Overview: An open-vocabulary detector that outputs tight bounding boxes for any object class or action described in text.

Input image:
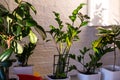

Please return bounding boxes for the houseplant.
[46,3,90,80]
[13,42,36,75]
[69,38,113,80]
[95,26,120,80]
[0,0,46,80]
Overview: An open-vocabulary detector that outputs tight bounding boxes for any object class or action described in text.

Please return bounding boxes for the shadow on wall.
[90,3,108,26]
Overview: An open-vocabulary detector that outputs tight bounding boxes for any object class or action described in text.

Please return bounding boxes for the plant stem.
[113,33,116,71]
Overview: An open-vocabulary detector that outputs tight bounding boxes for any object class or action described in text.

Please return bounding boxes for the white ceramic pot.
[13,65,33,75]
[77,72,101,80]
[45,75,70,80]
[101,65,120,80]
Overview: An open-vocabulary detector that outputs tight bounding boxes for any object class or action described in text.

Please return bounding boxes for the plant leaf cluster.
[47,3,90,78]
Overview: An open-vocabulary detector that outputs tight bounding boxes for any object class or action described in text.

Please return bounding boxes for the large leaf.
[29,30,38,44]
[26,2,37,14]
[0,47,13,62]
[34,25,46,40]
[24,18,37,27]
[14,42,23,54]
[12,24,22,36]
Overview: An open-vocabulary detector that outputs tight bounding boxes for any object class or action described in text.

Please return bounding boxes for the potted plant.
[0,0,46,80]
[69,25,116,80]
[45,3,90,80]
[13,42,36,75]
[69,39,113,80]
[95,26,120,80]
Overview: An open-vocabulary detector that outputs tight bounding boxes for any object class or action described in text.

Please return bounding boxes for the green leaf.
[13,42,23,54]
[72,9,78,15]
[0,18,3,24]
[24,18,37,27]
[15,0,22,4]
[80,21,89,27]
[69,54,76,59]
[34,25,46,40]
[12,24,22,36]
[69,15,76,22]
[53,11,59,18]
[29,30,38,44]
[0,47,13,62]
[77,3,86,10]
[77,56,82,62]
[26,2,37,14]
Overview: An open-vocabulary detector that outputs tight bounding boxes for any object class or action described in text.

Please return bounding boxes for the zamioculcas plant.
[47,3,90,79]
[0,0,46,80]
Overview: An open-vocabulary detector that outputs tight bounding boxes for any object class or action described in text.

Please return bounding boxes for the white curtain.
[88,0,120,26]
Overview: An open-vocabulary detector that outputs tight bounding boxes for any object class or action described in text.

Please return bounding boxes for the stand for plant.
[53,54,70,77]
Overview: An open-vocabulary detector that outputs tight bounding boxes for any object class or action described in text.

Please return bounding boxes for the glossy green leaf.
[25,18,37,27]
[12,24,22,36]
[26,2,37,14]
[34,25,46,40]
[0,47,13,62]
[29,30,38,44]
[14,42,23,54]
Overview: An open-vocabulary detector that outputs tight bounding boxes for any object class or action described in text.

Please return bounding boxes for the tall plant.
[47,3,90,79]
[0,0,46,80]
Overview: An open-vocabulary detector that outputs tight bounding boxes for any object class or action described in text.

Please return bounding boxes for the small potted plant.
[96,26,120,80]
[13,42,36,75]
[45,3,90,80]
[0,0,46,80]
[69,47,100,80]
[69,25,116,80]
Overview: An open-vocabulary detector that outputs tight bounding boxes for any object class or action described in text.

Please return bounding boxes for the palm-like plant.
[0,0,46,80]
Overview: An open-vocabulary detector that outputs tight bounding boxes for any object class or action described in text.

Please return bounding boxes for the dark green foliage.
[16,42,36,66]
[0,0,46,79]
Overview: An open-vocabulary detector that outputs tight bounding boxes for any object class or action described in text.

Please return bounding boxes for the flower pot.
[13,65,33,75]
[101,65,120,80]
[45,75,70,80]
[77,72,101,80]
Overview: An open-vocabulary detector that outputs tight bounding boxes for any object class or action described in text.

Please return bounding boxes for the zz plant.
[47,3,90,79]
[0,0,46,80]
